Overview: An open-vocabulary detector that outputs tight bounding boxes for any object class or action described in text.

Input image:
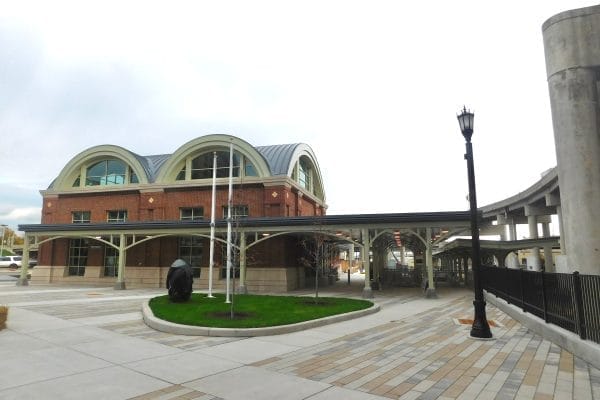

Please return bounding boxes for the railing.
[481,266,600,344]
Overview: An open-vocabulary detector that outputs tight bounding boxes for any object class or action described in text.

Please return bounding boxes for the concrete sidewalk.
[0,281,599,399]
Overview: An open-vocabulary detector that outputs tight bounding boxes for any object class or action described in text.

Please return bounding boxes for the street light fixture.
[457,106,492,339]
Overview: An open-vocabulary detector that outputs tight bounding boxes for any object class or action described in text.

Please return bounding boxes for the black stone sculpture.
[166,259,194,302]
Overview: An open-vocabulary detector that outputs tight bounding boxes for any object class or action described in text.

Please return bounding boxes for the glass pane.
[86,160,128,186]
[87,161,106,177]
[176,166,186,180]
[107,160,126,175]
[191,151,240,180]
[245,160,257,176]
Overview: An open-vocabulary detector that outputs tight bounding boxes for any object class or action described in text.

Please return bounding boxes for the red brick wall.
[42,183,325,224]
[38,182,323,272]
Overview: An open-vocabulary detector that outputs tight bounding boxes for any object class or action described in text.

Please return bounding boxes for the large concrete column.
[556,205,566,254]
[361,228,373,298]
[527,215,541,271]
[545,193,566,254]
[496,214,509,241]
[504,216,518,241]
[542,222,555,272]
[543,6,600,275]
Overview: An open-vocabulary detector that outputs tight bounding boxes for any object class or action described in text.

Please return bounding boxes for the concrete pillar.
[508,219,517,241]
[556,205,566,254]
[527,215,541,271]
[545,193,565,255]
[361,229,372,298]
[542,222,554,272]
[114,233,127,290]
[543,6,600,274]
[17,234,29,286]
[496,214,508,241]
[238,233,247,294]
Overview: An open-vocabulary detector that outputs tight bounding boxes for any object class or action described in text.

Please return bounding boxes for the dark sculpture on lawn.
[166,259,194,302]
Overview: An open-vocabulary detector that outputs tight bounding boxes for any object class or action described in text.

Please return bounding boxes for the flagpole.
[225,141,233,303]
[207,151,217,298]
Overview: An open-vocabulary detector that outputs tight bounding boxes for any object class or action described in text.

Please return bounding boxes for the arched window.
[292,155,323,199]
[175,151,258,181]
[298,158,311,190]
[72,159,138,187]
[192,151,240,179]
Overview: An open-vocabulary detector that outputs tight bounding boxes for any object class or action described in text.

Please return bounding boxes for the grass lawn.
[149,293,373,328]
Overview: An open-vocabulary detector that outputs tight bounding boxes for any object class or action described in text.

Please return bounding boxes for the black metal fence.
[481,266,600,344]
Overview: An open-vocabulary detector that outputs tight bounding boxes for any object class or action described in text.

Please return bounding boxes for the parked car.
[0,256,22,268]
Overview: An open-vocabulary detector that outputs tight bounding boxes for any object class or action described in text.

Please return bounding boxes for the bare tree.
[300,230,338,303]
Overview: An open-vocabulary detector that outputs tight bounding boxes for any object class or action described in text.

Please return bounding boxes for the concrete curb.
[485,291,600,369]
[142,299,380,337]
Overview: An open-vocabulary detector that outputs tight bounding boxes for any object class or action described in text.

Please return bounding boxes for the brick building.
[33,134,328,291]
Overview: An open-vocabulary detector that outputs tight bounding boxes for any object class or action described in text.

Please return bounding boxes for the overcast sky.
[0,1,595,232]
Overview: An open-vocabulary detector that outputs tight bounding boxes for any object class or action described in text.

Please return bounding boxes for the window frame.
[68,238,88,276]
[106,210,128,223]
[222,204,249,219]
[178,236,203,278]
[180,207,204,221]
[176,151,258,181]
[72,211,91,224]
[103,238,119,277]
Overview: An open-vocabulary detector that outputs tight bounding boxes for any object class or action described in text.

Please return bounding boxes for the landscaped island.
[149,293,374,329]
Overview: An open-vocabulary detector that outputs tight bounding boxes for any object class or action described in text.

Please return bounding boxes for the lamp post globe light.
[457,106,492,339]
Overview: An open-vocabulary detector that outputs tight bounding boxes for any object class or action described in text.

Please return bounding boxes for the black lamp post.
[457,106,492,339]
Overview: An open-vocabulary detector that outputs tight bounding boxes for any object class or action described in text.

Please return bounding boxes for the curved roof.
[50,145,153,189]
[256,143,301,176]
[154,134,273,182]
[133,153,171,183]
[47,135,326,201]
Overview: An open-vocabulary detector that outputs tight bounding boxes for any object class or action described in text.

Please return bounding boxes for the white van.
[0,256,22,268]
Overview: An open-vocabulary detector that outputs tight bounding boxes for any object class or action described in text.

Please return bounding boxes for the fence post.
[573,271,587,340]
[541,270,548,322]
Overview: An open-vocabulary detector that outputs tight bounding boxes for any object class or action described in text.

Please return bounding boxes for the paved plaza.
[0,277,599,400]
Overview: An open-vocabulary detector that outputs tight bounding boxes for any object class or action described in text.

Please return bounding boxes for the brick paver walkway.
[1,282,599,399]
[255,296,600,399]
